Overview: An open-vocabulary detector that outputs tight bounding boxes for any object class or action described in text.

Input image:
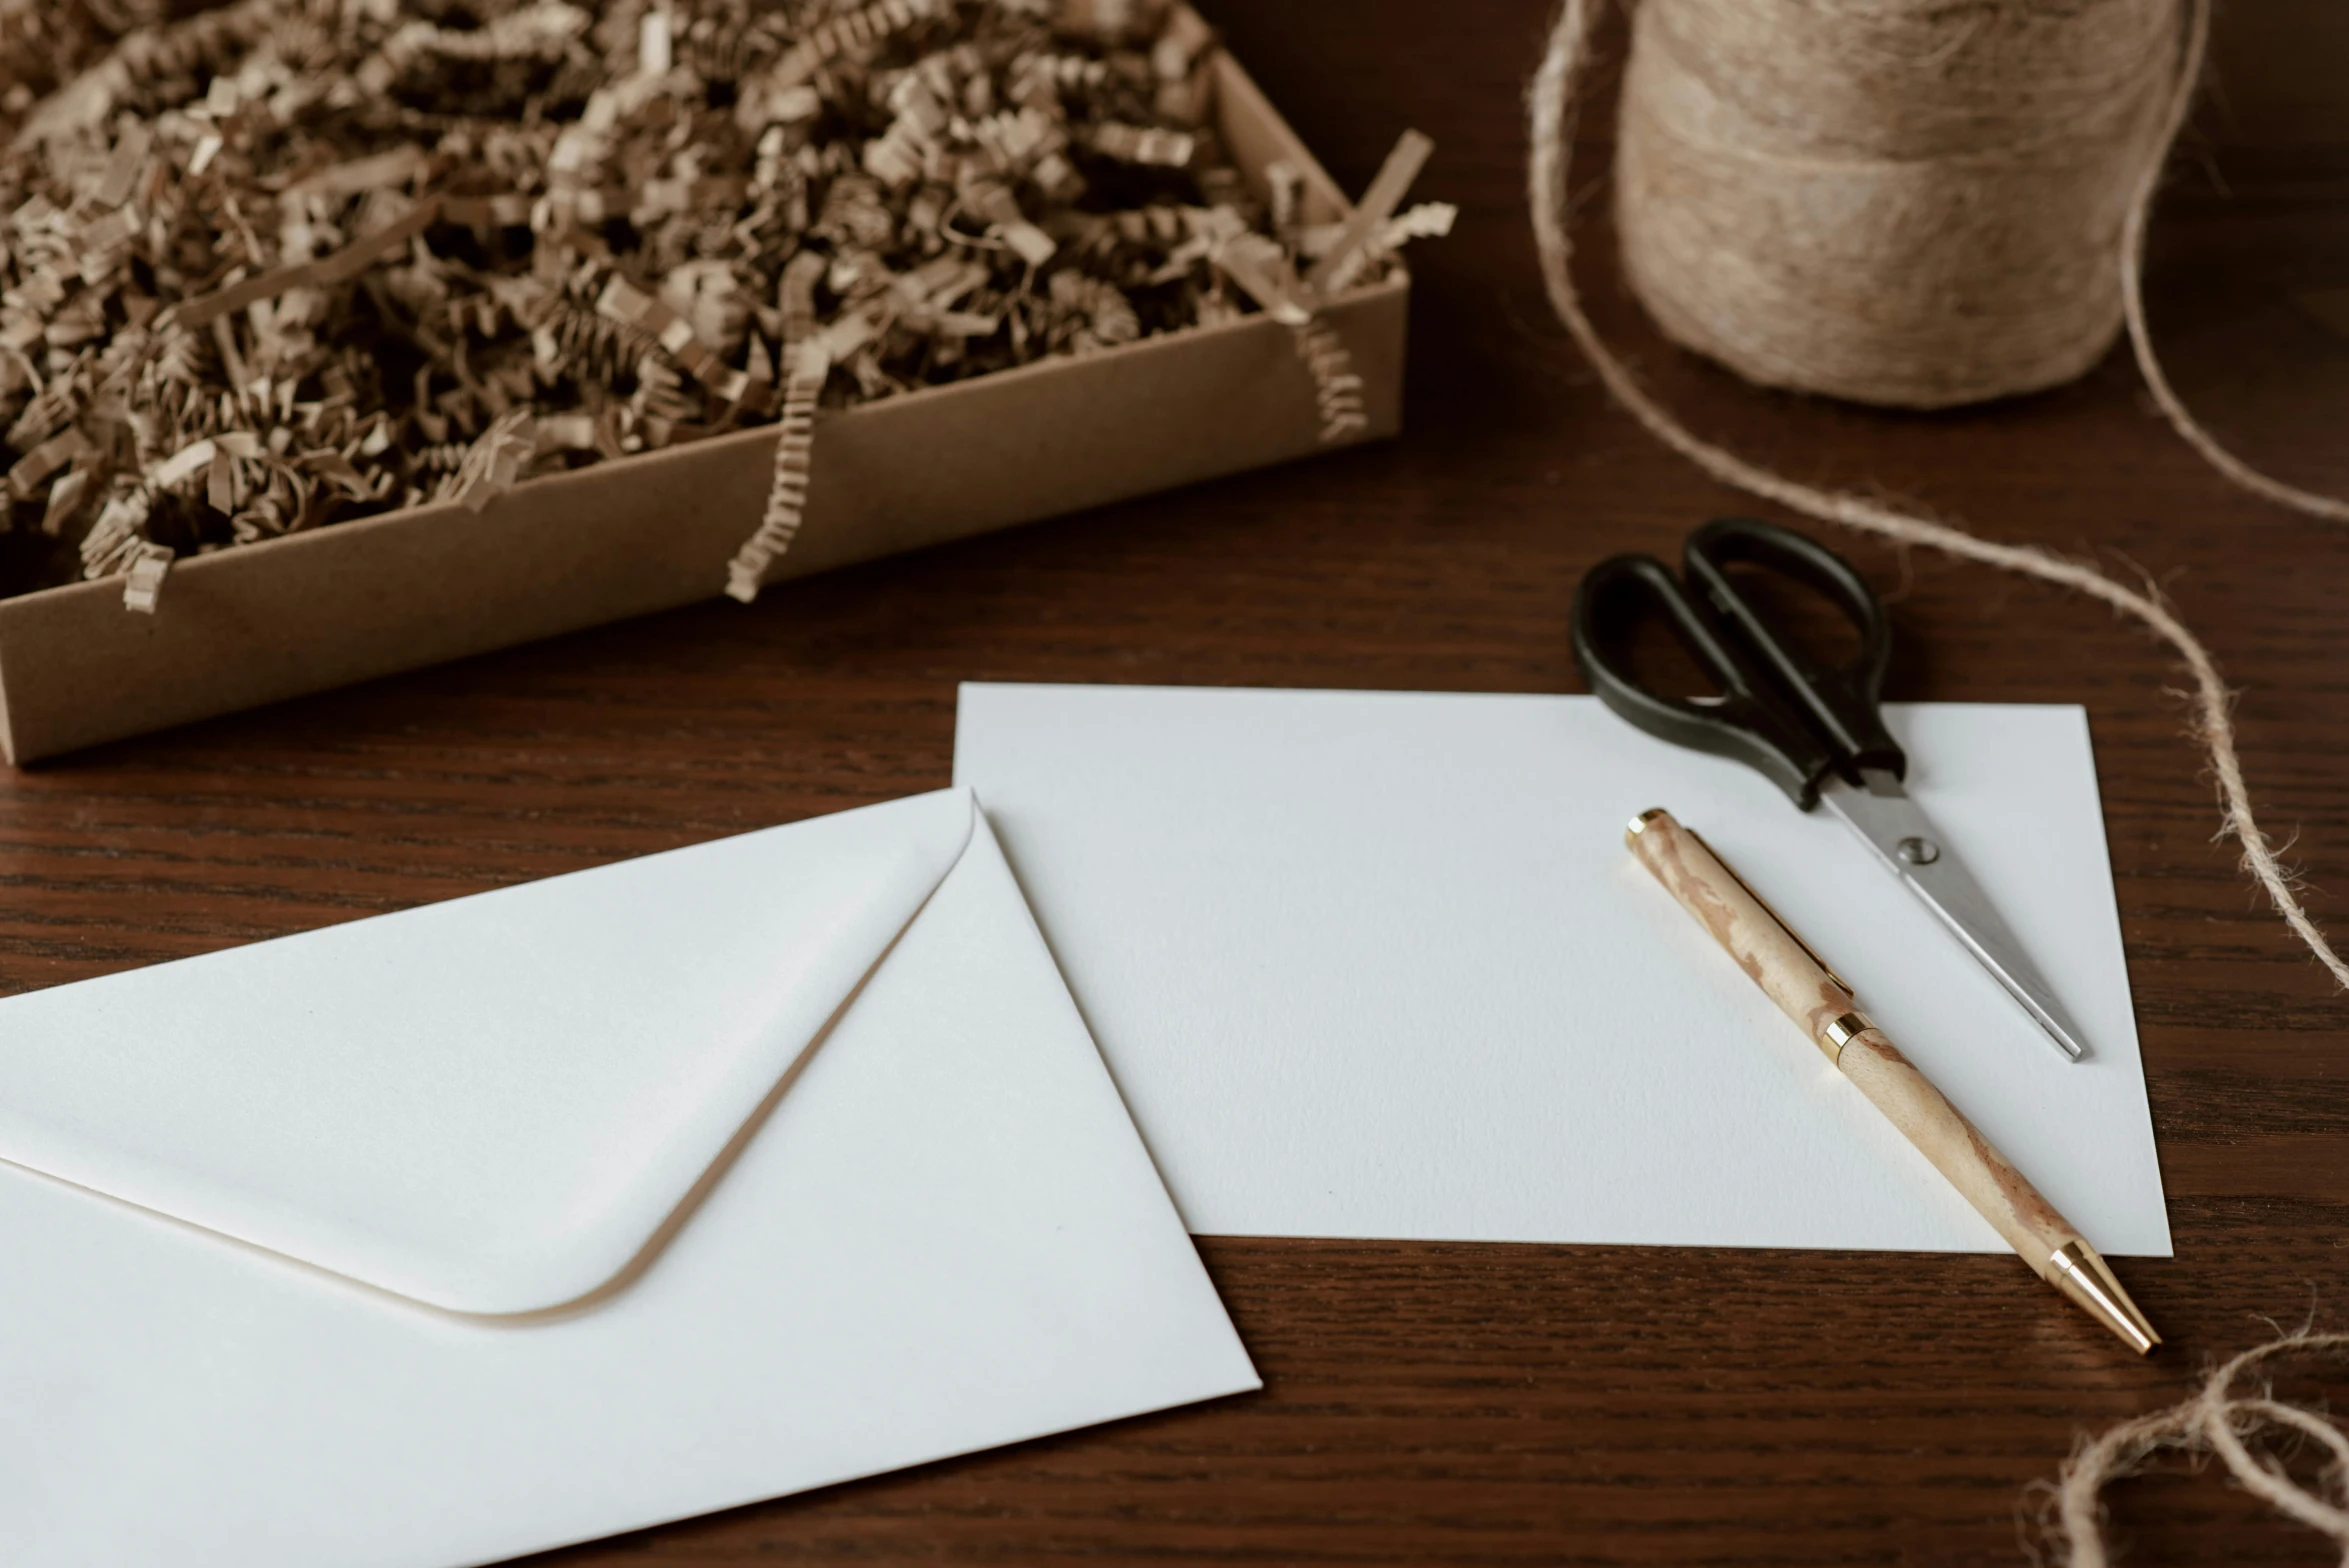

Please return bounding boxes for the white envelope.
[0,788,1256,1568]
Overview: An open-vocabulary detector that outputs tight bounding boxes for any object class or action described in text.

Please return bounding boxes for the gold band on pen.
[1821,1012,1873,1065]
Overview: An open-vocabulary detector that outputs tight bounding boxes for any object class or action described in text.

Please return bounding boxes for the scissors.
[1570,517,2087,1062]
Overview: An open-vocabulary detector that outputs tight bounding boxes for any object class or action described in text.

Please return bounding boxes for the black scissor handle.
[1571,553,1838,806]
[1682,518,1906,784]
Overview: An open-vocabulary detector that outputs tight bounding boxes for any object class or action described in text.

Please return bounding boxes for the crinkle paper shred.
[1,0,1446,608]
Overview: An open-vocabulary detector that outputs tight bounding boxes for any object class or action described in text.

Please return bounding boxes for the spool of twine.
[1596,0,2349,516]
[1526,0,2349,990]
[1615,0,2176,409]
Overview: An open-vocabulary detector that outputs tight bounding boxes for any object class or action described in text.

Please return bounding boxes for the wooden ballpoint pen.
[1626,807,2160,1354]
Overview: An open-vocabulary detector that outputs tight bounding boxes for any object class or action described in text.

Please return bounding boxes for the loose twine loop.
[2044,1329,2349,1565]
[1526,0,2349,988]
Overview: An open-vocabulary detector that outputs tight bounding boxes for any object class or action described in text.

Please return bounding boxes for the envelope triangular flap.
[0,789,978,1315]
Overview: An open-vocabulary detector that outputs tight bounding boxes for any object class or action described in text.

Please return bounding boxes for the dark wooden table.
[12,3,2349,1562]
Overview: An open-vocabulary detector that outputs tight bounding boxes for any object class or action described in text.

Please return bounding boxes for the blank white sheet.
[954,684,2170,1257]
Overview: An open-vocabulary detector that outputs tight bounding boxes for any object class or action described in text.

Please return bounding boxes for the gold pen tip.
[2050,1241,2161,1355]
[1626,807,1670,846]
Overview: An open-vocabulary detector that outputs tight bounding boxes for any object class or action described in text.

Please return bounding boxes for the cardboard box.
[0,42,1407,764]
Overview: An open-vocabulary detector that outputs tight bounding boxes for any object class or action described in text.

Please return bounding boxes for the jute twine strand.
[1526,0,2349,990]
[2118,0,2349,524]
[2046,1329,2349,1565]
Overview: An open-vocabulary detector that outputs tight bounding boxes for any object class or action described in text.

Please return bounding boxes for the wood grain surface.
[10,3,2349,1563]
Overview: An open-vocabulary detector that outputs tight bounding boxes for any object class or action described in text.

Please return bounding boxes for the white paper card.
[954,685,2170,1257]
[0,792,1258,1568]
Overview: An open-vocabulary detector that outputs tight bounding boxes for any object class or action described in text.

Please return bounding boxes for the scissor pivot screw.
[1897,836,1940,866]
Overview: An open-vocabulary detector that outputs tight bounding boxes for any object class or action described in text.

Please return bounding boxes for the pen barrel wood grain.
[1832,1024,2073,1270]
[1624,808,1859,1052]
[1625,808,2157,1353]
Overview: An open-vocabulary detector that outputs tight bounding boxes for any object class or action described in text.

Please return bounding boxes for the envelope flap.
[0,789,976,1314]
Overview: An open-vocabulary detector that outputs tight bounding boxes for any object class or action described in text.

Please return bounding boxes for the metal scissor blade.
[1818,772,2088,1062]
